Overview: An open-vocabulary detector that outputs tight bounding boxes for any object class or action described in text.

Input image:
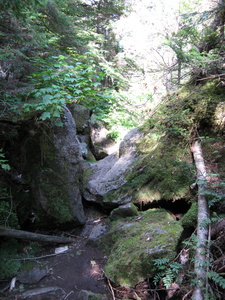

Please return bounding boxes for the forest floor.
[0,213,112,300]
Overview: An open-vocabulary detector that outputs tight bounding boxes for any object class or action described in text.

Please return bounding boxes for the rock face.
[67,103,90,135]
[89,118,118,159]
[83,128,144,208]
[99,209,183,287]
[68,103,118,160]
[24,106,86,228]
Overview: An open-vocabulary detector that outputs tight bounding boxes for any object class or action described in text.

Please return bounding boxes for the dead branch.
[0,226,75,244]
[182,289,193,300]
[197,73,225,81]
[106,277,116,300]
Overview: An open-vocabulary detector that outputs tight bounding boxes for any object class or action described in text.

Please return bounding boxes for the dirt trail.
[2,218,112,300]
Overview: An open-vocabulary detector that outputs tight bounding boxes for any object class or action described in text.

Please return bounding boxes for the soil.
[0,215,112,300]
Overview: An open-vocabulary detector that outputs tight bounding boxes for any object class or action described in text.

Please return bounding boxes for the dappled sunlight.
[89,260,103,278]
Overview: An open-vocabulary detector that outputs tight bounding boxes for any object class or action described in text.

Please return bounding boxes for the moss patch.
[100,209,182,287]
[103,137,194,205]
[181,202,198,228]
[104,82,225,206]
[0,240,21,280]
[38,169,74,224]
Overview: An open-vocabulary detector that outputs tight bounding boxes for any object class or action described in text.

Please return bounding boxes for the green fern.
[207,271,225,289]
[153,259,182,288]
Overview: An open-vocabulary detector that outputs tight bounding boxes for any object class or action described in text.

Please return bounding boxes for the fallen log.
[191,139,210,300]
[0,226,75,244]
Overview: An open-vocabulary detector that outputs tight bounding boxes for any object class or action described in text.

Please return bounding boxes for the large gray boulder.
[89,118,118,159]
[25,106,86,228]
[83,128,143,208]
[67,103,90,134]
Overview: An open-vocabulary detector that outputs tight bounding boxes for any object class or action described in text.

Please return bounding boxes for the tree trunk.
[199,0,225,53]
[0,226,75,244]
[191,139,210,300]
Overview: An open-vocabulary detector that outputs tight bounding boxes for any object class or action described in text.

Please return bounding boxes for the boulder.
[67,103,97,161]
[100,209,183,287]
[109,203,139,220]
[89,118,118,159]
[17,265,50,284]
[24,106,86,228]
[67,103,90,134]
[83,128,143,208]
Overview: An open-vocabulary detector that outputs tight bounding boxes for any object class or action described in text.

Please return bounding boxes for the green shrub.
[0,240,21,280]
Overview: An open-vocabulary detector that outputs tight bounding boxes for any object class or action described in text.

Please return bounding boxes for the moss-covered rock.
[181,202,198,228]
[109,203,139,220]
[100,209,182,287]
[105,82,225,208]
[104,136,194,206]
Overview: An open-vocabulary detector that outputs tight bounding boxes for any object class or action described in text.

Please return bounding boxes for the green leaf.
[40,111,51,120]
[75,90,82,94]
[54,93,62,98]
[1,164,11,171]
[43,94,53,101]
[52,110,61,117]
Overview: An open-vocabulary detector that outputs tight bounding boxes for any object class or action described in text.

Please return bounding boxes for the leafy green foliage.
[0,200,20,228]
[207,271,225,289]
[0,0,127,126]
[0,240,21,280]
[19,53,115,122]
[153,258,182,288]
[164,0,225,86]
[0,149,10,170]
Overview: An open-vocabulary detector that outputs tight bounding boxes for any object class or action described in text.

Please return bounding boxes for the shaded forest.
[1,0,225,299]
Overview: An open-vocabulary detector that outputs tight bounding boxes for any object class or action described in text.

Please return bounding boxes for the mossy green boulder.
[100,209,183,287]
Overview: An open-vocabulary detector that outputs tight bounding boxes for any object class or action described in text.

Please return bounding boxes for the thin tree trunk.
[0,226,75,244]
[191,139,210,300]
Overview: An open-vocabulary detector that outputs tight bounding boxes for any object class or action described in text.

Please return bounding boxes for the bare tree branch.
[0,226,75,244]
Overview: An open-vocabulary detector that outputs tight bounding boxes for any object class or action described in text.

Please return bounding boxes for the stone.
[67,103,91,134]
[213,102,225,130]
[77,290,108,300]
[109,203,139,219]
[119,127,143,157]
[17,266,50,284]
[89,118,118,159]
[83,128,143,208]
[100,209,183,287]
[25,106,86,228]
[87,222,109,244]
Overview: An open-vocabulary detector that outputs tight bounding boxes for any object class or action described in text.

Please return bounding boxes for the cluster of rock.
[19,103,146,228]
[1,102,190,297]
